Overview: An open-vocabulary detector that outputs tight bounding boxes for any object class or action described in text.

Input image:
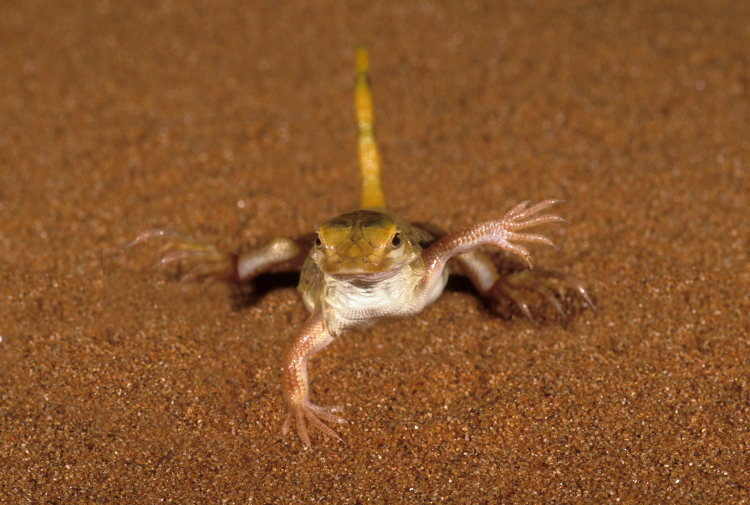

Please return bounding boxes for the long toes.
[515,298,533,319]
[491,281,533,319]
[155,250,197,267]
[525,198,563,212]
[152,249,223,279]
[560,275,595,309]
[310,405,347,425]
[502,243,532,268]
[306,413,342,441]
[296,411,311,447]
[284,404,346,447]
[536,284,567,319]
[508,199,562,221]
[492,268,593,320]
[125,229,166,249]
[513,214,566,229]
[506,231,556,247]
[578,287,595,310]
[281,411,293,436]
[127,229,202,250]
[505,200,532,219]
[534,271,596,309]
[179,259,233,282]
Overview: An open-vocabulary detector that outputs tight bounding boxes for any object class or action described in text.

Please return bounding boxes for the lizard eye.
[314,235,322,248]
[391,232,402,248]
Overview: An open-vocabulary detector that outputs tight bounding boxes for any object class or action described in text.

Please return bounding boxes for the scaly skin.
[132,45,592,448]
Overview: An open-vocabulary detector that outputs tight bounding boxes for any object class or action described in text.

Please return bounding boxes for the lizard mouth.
[323,267,400,283]
[319,254,394,276]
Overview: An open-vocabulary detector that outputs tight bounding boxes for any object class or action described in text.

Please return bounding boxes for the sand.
[1,0,748,503]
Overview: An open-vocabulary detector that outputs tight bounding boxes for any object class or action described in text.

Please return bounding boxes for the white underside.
[321,266,448,335]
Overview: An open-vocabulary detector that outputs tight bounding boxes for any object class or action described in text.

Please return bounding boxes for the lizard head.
[312,209,421,276]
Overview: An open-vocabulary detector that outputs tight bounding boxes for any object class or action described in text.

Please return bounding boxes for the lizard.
[132,45,592,447]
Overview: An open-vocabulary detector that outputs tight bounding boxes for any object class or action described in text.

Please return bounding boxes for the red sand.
[1,1,748,503]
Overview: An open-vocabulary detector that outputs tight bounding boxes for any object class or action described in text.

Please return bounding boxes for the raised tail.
[354,45,386,209]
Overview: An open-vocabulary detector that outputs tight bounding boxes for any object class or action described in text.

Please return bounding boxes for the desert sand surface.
[1,1,748,503]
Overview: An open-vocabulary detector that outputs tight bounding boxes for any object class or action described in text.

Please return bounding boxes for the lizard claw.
[282,401,347,448]
[488,269,594,320]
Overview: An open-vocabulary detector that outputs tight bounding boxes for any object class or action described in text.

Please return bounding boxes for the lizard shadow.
[229,272,301,311]
[228,271,480,311]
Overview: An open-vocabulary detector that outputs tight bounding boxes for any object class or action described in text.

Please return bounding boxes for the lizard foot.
[488,269,594,320]
[282,400,347,448]
[127,229,235,282]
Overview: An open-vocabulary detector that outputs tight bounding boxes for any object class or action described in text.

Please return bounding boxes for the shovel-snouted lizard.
[133,46,592,447]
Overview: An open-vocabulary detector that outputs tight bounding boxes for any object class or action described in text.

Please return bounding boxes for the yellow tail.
[354,45,386,209]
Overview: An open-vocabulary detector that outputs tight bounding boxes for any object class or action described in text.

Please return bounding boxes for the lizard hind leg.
[482,260,594,320]
[127,229,236,282]
[128,229,312,284]
[452,242,595,320]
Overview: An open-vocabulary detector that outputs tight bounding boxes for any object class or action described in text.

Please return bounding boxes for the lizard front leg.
[281,310,346,447]
[415,218,592,319]
[418,200,565,297]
